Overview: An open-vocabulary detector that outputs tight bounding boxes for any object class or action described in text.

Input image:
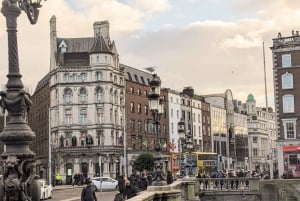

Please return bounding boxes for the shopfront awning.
[283,145,300,152]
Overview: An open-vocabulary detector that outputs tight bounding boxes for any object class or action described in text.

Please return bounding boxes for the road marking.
[60,197,80,201]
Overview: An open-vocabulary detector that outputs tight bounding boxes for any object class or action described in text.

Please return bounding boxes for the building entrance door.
[81,162,89,183]
[66,163,73,185]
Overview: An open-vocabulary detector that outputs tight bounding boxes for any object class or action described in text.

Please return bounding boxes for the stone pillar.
[277,142,284,177]
[103,157,110,177]
[186,180,197,201]
[74,158,80,174]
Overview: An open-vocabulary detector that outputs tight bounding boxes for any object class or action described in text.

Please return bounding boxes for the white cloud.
[221,34,262,48]
[2,0,300,108]
[131,0,171,14]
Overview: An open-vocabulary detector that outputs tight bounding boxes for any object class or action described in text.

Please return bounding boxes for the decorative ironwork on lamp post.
[148,74,166,186]
[0,0,45,200]
[186,130,194,176]
[177,118,186,177]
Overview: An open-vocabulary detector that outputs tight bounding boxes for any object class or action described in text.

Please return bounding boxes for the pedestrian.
[138,173,148,191]
[124,180,137,199]
[167,171,173,185]
[81,180,97,201]
[146,173,152,186]
[117,175,125,198]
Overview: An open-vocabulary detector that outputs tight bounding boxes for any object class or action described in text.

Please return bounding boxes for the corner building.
[48,16,125,183]
[271,32,300,177]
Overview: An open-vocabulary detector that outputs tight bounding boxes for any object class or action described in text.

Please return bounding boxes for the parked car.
[91,176,118,191]
[39,179,53,200]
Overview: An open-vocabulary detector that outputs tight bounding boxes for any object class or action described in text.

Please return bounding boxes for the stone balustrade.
[127,179,198,201]
[196,177,260,192]
[126,177,300,201]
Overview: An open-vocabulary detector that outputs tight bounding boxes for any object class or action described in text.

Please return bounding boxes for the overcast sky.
[1,0,299,107]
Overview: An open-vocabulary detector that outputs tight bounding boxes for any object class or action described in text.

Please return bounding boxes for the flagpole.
[263,41,273,179]
[123,106,127,179]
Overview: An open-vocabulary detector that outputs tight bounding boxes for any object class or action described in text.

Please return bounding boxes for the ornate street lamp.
[0,0,45,200]
[186,131,194,176]
[177,118,186,177]
[148,74,166,186]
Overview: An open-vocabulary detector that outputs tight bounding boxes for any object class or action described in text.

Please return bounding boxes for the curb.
[53,185,83,191]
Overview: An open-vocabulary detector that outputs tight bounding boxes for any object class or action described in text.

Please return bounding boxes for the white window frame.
[64,88,72,103]
[282,54,291,68]
[282,118,297,139]
[96,72,103,81]
[282,73,293,89]
[80,108,87,124]
[64,108,72,124]
[283,94,295,113]
[96,87,104,102]
[97,108,104,123]
[79,88,87,102]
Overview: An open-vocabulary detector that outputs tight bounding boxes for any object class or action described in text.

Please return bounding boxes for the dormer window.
[59,40,67,54]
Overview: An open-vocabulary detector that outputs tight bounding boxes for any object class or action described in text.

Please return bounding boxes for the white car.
[39,179,53,200]
[91,177,118,191]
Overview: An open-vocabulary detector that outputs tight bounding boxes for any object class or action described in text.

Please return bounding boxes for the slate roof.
[89,36,113,54]
[57,37,95,53]
[121,64,153,86]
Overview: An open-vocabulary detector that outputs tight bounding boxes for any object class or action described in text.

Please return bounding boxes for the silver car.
[91,177,119,191]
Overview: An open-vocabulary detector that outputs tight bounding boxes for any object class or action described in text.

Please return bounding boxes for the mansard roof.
[57,37,94,53]
[121,64,153,86]
[33,73,50,94]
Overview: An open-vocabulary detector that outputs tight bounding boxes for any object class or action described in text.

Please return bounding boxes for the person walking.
[124,180,137,199]
[138,173,148,191]
[81,180,97,201]
[117,175,125,198]
[167,171,173,185]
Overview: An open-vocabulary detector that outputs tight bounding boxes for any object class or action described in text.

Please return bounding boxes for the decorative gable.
[59,40,67,54]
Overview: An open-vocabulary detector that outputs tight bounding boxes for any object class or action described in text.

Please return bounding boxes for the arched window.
[79,88,87,102]
[96,87,104,101]
[110,73,113,81]
[114,90,118,104]
[86,135,93,145]
[114,75,117,83]
[283,94,295,113]
[110,88,113,102]
[60,136,64,147]
[120,91,124,106]
[282,73,293,89]
[64,88,73,103]
[96,71,103,81]
[72,136,77,147]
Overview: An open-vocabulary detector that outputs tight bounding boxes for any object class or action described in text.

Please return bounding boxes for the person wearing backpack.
[81,180,97,201]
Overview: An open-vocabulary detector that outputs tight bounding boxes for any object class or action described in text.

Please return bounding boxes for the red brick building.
[271,32,300,177]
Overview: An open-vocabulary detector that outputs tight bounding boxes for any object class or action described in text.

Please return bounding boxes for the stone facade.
[48,16,125,183]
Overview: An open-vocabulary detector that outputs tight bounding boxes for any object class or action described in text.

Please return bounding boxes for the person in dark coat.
[117,175,125,198]
[167,171,173,185]
[124,180,137,199]
[138,173,148,191]
[81,180,97,201]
